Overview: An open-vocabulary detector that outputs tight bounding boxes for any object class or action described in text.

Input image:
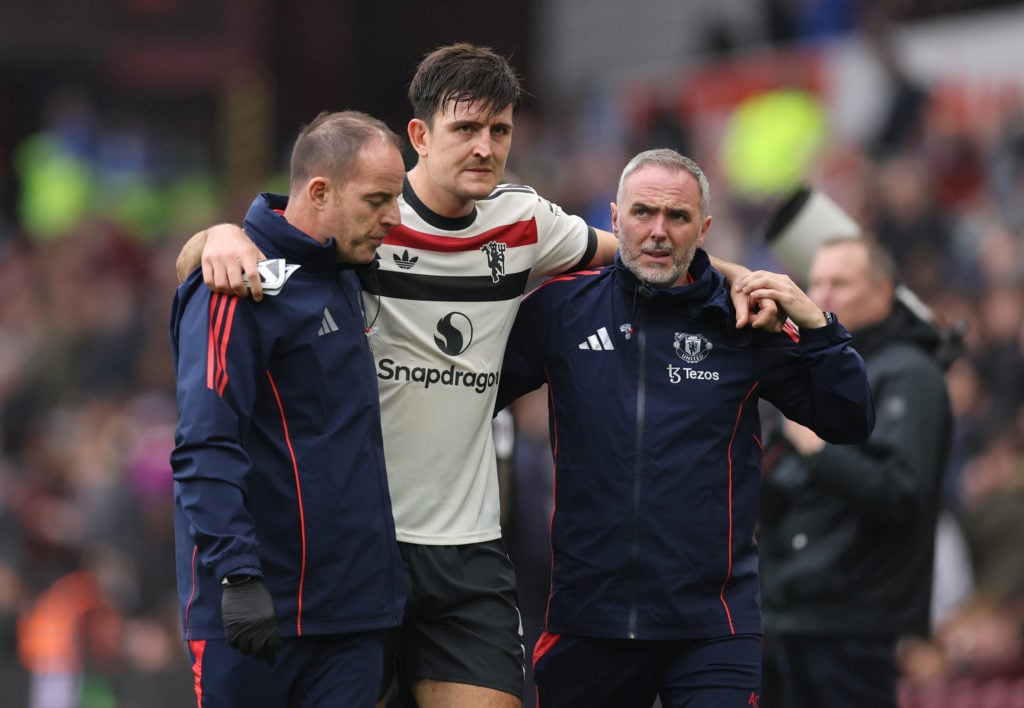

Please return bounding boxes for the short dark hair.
[408,43,523,125]
[289,110,402,193]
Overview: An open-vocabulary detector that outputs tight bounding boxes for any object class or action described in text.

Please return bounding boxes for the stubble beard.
[623,241,697,288]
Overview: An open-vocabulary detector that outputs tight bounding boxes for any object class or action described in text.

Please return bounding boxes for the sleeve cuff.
[797,311,851,347]
[215,557,263,584]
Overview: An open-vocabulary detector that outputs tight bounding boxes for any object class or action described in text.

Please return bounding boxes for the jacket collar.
[613,248,731,317]
[243,193,377,277]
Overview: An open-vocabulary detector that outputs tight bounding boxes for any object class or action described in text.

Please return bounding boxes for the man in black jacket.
[759,235,953,708]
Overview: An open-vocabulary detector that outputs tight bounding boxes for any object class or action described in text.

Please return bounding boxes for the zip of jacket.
[629,322,647,638]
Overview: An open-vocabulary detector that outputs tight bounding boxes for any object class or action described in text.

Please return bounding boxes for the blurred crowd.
[2,8,1024,708]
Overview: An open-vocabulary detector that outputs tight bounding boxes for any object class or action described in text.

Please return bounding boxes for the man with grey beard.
[495,148,875,708]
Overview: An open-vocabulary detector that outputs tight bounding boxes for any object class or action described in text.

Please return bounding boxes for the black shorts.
[380,539,525,702]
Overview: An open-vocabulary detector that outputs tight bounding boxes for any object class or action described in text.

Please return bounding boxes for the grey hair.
[616,148,710,217]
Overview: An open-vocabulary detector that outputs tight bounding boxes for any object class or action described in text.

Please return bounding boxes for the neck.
[282,203,327,245]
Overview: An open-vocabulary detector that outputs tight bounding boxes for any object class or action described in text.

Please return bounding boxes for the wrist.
[809,311,835,330]
[221,574,256,587]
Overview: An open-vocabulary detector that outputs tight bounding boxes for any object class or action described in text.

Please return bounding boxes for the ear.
[610,202,620,237]
[307,177,329,207]
[696,215,712,247]
[407,118,429,157]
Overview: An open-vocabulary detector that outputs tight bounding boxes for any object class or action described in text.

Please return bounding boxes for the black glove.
[221,575,282,665]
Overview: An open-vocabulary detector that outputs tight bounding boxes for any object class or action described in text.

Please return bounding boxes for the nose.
[381,202,401,229]
[649,213,669,238]
[471,129,493,158]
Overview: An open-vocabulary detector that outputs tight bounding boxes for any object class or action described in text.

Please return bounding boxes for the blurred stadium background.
[1,1,1024,706]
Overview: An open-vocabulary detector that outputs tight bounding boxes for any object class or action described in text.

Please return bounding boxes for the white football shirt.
[361,182,594,544]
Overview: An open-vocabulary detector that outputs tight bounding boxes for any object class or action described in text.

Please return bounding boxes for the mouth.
[641,247,673,263]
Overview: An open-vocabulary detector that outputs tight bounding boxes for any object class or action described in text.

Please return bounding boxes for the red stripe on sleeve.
[206,294,239,395]
[216,298,238,395]
[782,320,800,342]
[206,298,220,390]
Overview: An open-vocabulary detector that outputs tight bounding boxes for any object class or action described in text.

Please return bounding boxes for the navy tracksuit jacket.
[496,249,873,641]
[170,193,404,641]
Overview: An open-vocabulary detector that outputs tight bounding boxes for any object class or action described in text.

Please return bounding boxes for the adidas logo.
[394,249,419,270]
[318,308,339,336]
[578,326,614,351]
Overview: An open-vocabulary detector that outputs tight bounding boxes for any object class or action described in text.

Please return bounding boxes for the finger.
[735,271,773,291]
[210,264,235,296]
[731,273,753,293]
[242,257,263,302]
[750,309,772,330]
[742,288,786,307]
[734,309,750,330]
[224,259,251,299]
[732,288,751,329]
[202,259,215,289]
[750,308,772,330]
[752,300,784,332]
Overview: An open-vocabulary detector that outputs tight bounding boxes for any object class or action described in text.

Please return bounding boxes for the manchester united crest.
[673,332,713,363]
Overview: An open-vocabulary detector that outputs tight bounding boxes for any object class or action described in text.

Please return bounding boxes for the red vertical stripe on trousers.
[188,639,206,708]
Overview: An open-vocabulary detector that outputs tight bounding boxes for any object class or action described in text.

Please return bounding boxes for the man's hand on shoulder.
[175,223,264,299]
[732,270,828,331]
[710,256,785,332]
[198,224,265,301]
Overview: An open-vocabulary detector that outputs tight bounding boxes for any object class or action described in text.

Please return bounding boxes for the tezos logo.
[673,332,713,363]
[434,312,474,355]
